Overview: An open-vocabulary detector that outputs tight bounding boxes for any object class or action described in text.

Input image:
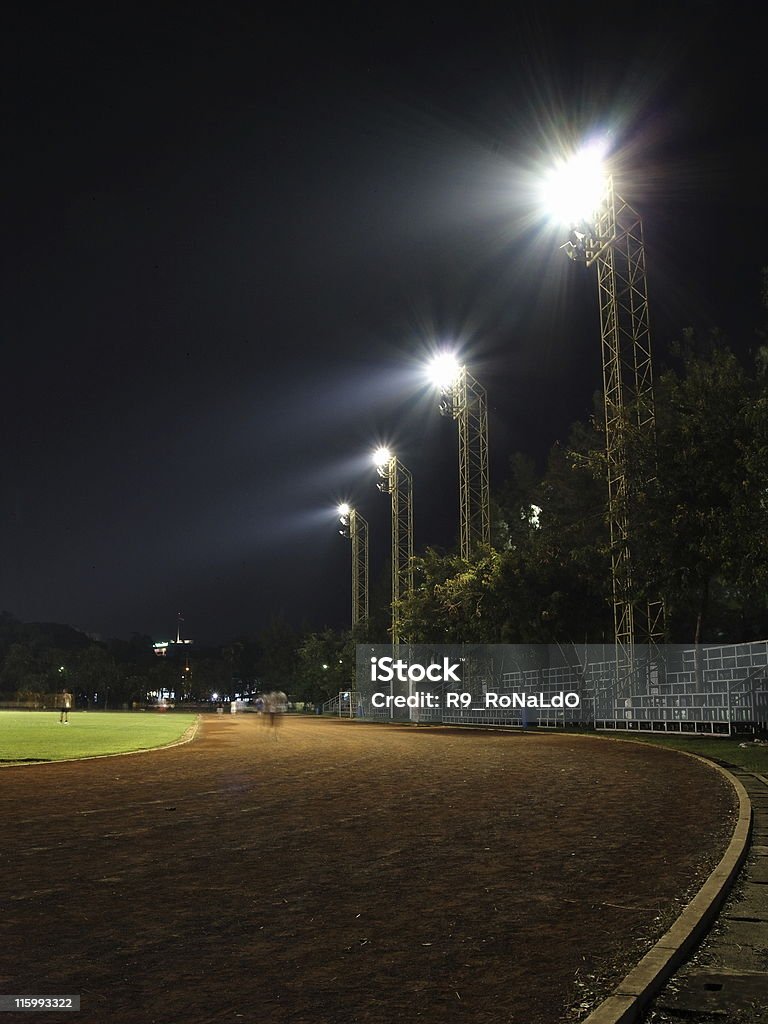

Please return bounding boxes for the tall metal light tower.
[373,448,414,645]
[337,504,369,629]
[428,354,490,560]
[544,143,663,670]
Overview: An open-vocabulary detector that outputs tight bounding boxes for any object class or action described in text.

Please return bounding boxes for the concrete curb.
[581,753,752,1024]
[0,714,201,769]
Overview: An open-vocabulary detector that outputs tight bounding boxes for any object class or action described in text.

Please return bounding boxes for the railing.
[321,692,361,718]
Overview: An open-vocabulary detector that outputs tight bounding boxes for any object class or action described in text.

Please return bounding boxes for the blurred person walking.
[264,690,287,737]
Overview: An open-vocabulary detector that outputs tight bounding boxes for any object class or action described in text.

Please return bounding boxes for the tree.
[296,629,354,704]
[255,618,300,693]
[634,337,768,641]
[398,409,613,646]
[75,645,118,709]
[193,657,231,700]
[0,643,48,698]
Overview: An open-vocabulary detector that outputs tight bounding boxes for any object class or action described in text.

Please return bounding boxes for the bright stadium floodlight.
[338,503,351,536]
[372,446,392,470]
[427,352,462,391]
[540,140,608,226]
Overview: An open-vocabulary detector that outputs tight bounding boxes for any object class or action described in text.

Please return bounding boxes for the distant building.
[150,614,193,702]
[152,612,193,658]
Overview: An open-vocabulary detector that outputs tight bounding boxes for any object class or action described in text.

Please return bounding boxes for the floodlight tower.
[428,354,490,560]
[543,143,663,671]
[373,448,414,645]
[337,503,369,629]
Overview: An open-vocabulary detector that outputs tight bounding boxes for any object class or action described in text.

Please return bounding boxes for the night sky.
[2,2,766,644]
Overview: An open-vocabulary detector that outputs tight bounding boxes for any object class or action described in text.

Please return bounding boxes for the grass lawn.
[0,710,198,763]
[593,731,768,773]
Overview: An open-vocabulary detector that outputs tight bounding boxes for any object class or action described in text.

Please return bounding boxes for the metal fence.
[354,642,768,734]
[322,691,362,719]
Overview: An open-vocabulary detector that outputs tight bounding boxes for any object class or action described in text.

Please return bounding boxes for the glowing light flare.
[372,446,392,468]
[540,141,609,225]
[427,352,463,390]
[337,503,351,517]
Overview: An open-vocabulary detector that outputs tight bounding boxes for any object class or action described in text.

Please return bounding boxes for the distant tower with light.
[428,354,490,560]
[337,504,369,629]
[373,448,414,646]
[152,612,194,701]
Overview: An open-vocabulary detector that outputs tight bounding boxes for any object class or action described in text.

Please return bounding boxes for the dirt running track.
[1,716,736,1024]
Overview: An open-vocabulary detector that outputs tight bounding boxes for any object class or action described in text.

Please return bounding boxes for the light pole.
[337,503,369,629]
[427,352,490,560]
[373,447,414,647]
[542,141,663,674]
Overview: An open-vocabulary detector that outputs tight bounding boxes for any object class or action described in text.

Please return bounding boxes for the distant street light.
[373,448,414,646]
[426,352,490,559]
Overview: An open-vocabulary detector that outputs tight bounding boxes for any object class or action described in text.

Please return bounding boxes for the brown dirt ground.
[0,716,737,1024]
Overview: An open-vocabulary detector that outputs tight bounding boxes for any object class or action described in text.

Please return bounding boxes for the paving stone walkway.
[646,770,768,1022]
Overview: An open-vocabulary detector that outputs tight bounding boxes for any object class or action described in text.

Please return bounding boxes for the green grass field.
[0,710,198,763]
[594,731,768,773]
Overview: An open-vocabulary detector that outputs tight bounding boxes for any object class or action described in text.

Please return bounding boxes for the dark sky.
[2,2,766,644]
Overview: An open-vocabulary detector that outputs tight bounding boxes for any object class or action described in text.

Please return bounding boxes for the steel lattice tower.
[564,175,664,670]
[338,508,369,629]
[375,453,414,646]
[439,368,490,560]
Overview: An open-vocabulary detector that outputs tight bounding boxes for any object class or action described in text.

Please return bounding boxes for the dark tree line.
[0,613,352,708]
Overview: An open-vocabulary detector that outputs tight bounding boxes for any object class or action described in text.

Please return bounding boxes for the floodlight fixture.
[373,446,392,470]
[540,140,608,226]
[337,502,351,518]
[427,352,462,391]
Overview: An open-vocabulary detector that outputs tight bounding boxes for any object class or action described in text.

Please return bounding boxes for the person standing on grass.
[60,689,73,724]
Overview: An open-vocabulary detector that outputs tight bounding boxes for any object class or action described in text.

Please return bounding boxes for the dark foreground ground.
[0,716,736,1024]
